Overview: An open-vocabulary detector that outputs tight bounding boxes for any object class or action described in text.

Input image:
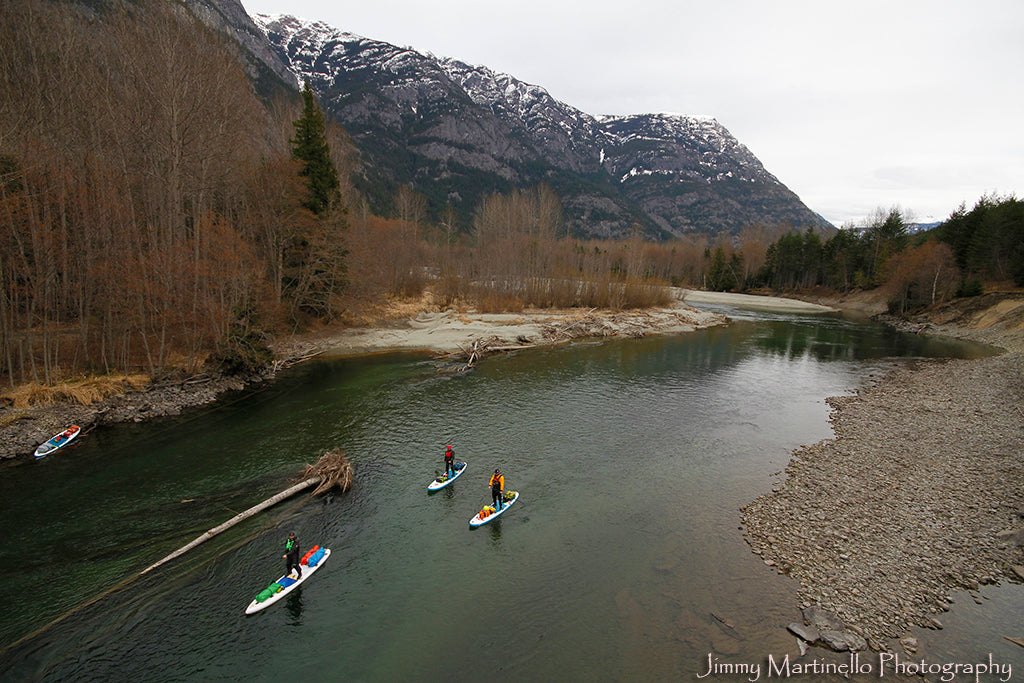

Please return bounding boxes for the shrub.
[956,277,985,298]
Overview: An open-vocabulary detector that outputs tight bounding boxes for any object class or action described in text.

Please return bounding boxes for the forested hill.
[253,12,831,239]
[49,0,829,239]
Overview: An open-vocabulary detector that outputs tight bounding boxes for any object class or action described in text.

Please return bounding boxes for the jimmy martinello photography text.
[696,652,1013,682]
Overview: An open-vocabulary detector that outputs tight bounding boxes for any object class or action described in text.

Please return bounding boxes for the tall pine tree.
[291,81,340,215]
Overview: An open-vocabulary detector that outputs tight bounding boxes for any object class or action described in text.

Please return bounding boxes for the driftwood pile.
[436,310,663,372]
[300,447,355,495]
[436,336,514,372]
[540,310,651,341]
[270,340,326,372]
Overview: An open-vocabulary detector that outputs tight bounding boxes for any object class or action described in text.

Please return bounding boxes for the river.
[1,304,1020,681]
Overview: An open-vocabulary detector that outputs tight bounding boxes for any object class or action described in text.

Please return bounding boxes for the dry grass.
[0,411,32,428]
[475,290,525,313]
[340,292,450,327]
[1,374,150,410]
[470,277,673,312]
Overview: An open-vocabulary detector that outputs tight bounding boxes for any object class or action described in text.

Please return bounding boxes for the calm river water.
[1,305,1020,681]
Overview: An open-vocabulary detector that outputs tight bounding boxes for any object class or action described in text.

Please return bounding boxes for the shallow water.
[1,308,1019,681]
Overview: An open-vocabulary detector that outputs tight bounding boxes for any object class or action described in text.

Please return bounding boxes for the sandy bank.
[304,296,747,358]
[304,290,833,358]
[680,289,837,313]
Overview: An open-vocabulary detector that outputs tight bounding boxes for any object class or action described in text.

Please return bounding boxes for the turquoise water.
[0,308,1018,681]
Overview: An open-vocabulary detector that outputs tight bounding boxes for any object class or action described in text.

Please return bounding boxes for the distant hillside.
[253,13,832,240]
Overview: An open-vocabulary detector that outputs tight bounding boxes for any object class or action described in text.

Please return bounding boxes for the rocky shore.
[742,297,1024,652]
[0,372,257,461]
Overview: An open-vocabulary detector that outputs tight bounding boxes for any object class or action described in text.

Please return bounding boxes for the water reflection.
[750,318,981,361]
[694,304,996,362]
[285,590,304,623]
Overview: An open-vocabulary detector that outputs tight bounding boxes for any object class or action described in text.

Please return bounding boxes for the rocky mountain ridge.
[254,13,830,239]
[53,0,831,238]
[129,0,819,239]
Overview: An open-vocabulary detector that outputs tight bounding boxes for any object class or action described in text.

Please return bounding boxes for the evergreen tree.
[800,228,824,288]
[821,228,867,291]
[706,246,739,291]
[291,81,340,215]
[866,207,909,284]
[936,195,1024,285]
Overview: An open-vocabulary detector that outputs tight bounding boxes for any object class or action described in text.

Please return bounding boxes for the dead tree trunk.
[141,449,353,575]
[141,477,320,575]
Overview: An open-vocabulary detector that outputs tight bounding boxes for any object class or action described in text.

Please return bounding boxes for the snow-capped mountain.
[255,12,830,238]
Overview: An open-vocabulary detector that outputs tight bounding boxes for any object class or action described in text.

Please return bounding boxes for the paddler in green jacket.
[282,532,301,578]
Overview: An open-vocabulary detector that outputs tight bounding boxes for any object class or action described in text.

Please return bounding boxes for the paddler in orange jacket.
[489,468,505,510]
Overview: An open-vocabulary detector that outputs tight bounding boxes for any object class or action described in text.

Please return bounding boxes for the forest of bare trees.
[5,0,1013,393]
[0,0,351,386]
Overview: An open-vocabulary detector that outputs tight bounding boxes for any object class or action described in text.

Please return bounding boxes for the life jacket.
[490,473,504,490]
[285,538,297,554]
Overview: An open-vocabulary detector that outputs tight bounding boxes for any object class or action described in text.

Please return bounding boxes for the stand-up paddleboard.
[34,425,81,458]
[469,491,519,527]
[245,547,331,614]
[428,462,466,492]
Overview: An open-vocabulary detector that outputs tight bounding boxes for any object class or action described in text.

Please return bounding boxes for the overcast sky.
[241,0,1023,227]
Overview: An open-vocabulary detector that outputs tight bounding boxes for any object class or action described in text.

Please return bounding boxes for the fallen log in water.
[141,449,353,575]
[1,449,354,657]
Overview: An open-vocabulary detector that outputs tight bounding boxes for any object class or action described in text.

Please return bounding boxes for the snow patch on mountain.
[250,12,829,237]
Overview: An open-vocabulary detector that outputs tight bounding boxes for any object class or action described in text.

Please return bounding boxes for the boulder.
[802,605,845,631]
[787,622,820,643]
[819,629,867,652]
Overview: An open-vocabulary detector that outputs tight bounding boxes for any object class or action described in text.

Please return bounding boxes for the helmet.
[288,532,295,538]
[494,468,500,474]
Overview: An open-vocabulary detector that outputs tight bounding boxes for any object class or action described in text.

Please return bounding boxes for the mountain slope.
[184,0,296,97]
[255,13,830,239]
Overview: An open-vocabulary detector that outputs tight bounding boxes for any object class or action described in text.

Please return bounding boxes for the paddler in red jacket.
[489,469,505,510]
[444,445,455,477]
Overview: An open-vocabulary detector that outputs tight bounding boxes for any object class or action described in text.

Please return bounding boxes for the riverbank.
[298,288,826,358]
[5,291,791,460]
[742,292,1024,653]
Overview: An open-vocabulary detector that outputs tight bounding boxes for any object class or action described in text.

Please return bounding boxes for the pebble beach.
[742,326,1024,652]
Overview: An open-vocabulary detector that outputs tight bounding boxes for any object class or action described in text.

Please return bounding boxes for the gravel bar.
[742,351,1024,651]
